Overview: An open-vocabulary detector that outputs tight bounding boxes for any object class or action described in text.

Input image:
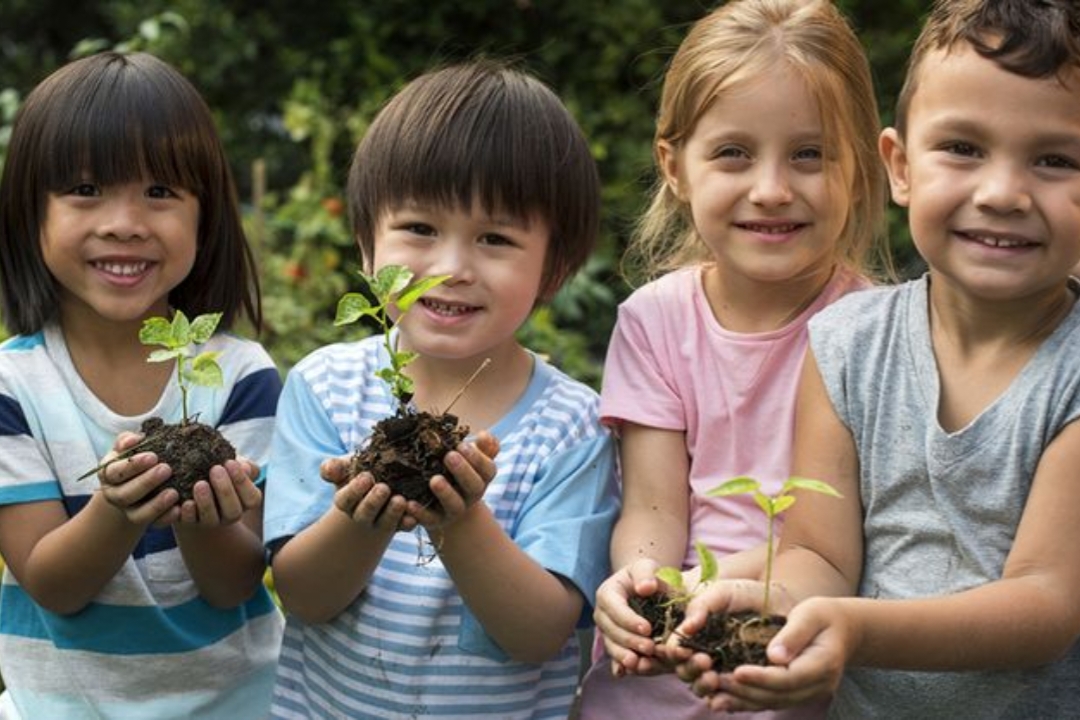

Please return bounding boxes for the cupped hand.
[98,431,179,526]
[593,558,674,676]
[407,430,499,530]
[332,470,415,533]
[673,590,844,712]
[177,457,262,526]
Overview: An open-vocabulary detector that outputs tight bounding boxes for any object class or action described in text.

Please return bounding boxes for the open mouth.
[421,298,479,317]
[960,232,1037,249]
[92,260,151,276]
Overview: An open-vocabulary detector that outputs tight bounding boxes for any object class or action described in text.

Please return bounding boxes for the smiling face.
[41,178,199,330]
[658,62,852,291]
[371,201,549,369]
[880,44,1080,303]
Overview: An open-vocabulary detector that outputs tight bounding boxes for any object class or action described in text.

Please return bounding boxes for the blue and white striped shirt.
[264,335,619,719]
[0,323,284,719]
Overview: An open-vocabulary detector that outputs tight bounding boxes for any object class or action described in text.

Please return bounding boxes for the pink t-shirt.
[577,264,866,720]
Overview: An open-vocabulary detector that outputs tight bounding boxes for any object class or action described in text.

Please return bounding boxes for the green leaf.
[784,476,843,498]
[694,540,719,584]
[187,352,224,387]
[655,567,685,593]
[334,293,375,326]
[371,265,413,301]
[772,495,797,515]
[395,274,451,313]
[706,476,761,497]
[170,311,192,346]
[753,493,773,516]
[394,349,419,370]
[147,348,185,364]
[189,313,222,344]
[139,317,175,347]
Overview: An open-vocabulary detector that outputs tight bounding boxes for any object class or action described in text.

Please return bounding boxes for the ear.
[656,140,684,200]
[879,128,911,207]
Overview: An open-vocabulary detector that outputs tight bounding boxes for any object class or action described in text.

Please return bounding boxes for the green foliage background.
[0,0,931,386]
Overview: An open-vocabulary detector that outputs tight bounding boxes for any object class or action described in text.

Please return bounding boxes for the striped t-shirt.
[0,323,284,719]
[264,335,619,719]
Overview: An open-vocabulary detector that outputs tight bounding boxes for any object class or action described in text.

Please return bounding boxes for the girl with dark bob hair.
[0,52,282,718]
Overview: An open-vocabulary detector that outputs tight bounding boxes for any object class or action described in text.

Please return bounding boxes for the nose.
[748,160,794,207]
[973,161,1031,215]
[96,194,150,242]
[428,239,473,285]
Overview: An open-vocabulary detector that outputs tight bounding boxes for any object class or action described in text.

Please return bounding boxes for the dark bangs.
[0,52,259,335]
[38,56,212,196]
[349,61,600,297]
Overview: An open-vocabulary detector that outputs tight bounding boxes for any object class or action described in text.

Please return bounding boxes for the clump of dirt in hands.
[679,610,785,673]
[629,593,686,642]
[346,408,469,509]
[138,417,236,503]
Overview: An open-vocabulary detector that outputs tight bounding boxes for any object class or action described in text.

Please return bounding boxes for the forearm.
[610,504,688,571]
[272,507,394,623]
[15,495,145,614]
[834,576,1080,670]
[174,515,266,608]
[437,504,582,664]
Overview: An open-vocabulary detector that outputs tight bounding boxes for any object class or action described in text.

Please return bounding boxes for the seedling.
[334,265,450,406]
[655,540,719,607]
[140,311,224,423]
[77,311,234,499]
[631,541,718,642]
[707,475,841,617]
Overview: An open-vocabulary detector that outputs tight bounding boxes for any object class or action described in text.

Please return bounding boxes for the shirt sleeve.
[600,294,687,431]
[262,368,348,546]
[457,430,619,660]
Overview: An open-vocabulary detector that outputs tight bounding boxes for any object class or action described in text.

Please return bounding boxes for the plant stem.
[762,513,775,618]
[444,358,492,414]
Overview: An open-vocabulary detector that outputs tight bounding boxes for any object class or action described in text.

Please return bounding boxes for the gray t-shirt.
[808,275,1080,719]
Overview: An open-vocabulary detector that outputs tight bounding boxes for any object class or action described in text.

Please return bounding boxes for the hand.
[408,430,499,531]
[330,468,415,533]
[177,457,262,526]
[98,431,179,526]
[594,558,673,676]
[670,584,839,713]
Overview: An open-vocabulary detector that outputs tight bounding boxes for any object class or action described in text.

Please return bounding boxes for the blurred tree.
[0,0,931,378]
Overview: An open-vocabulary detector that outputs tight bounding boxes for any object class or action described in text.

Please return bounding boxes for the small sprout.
[334,265,450,406]
[140,311,223,424]
[77,310,224,481]
[656,540,719,606]
[707,476,841,617]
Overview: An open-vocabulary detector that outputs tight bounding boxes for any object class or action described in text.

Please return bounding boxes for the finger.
[100,452,157,486]
[321,455,353,486]
[207,463,245,522]
[372,494,408,532]
[428,474,467,516]
[178,497,199,524]
[228,460,264,511]
[442,451,486,502]
[472,430,500,460]
[333,474,371,516]
[129,485,180,526]
[349,481,393,525]
[405,499,443,528]
[192,479,222,525]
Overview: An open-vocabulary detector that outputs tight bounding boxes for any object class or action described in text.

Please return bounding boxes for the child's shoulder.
[622,267,699,307]
[514,354,604,438]
[811,275,922,332]
[290,335,383,378]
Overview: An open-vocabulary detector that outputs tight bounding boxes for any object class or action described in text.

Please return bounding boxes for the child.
[575,0,886,718]
[671,0,1080,717]
[262,60,620,719]
[0,52,283,718]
